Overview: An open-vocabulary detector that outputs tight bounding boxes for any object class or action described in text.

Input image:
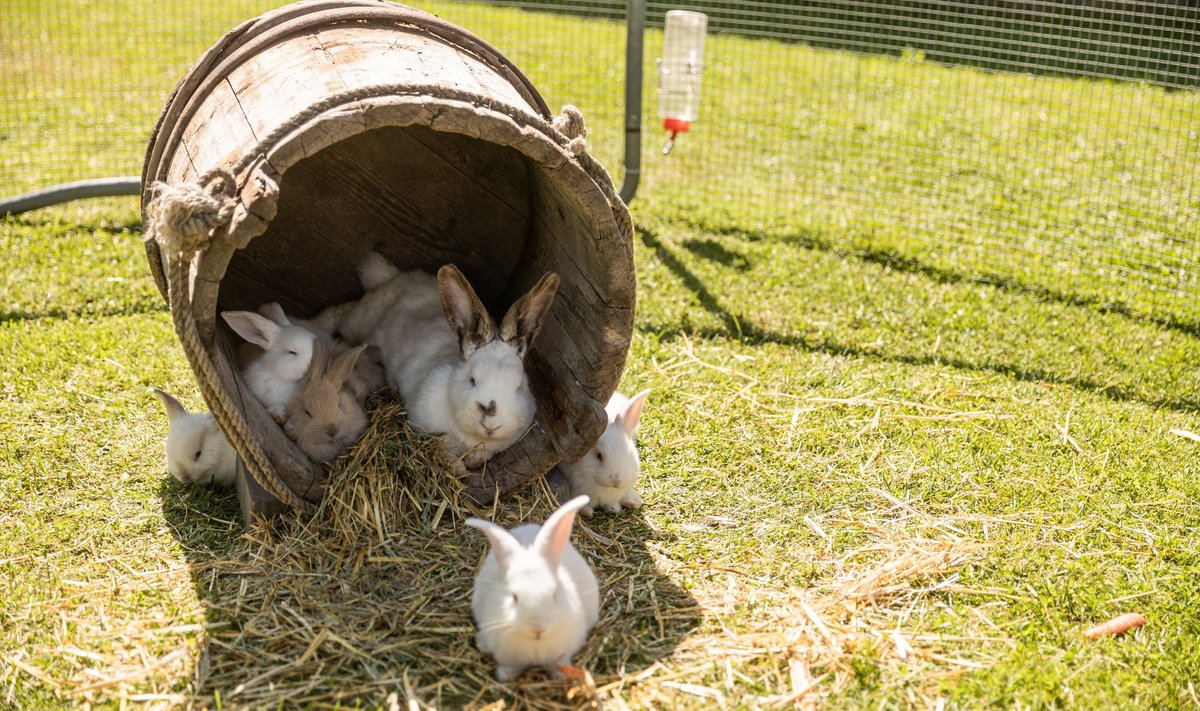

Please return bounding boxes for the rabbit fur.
[561,389,651,516]
[282,337,370,463]
[221,309,316,419]
[343,253,560,467]
[151,388,236,487]
[257,302,384,403]
[466,495,599,681]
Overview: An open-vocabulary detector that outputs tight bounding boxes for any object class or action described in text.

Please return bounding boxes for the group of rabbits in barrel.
[151,255,651,679]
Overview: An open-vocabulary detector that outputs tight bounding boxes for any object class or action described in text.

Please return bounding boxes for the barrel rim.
[143,0,554,296]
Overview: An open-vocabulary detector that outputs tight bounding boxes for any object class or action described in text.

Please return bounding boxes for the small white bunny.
[221,308,316,419]
[465,495,600,681]
[151,388,237,487]
[561,389,651,516]
[257,302,385,403]
[345,253,560,467]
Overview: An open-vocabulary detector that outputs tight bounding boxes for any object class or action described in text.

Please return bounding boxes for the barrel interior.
[220,125,535,318]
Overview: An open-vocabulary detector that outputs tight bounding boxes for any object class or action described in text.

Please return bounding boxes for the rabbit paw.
[620,489,643,509]
[446,457,470,478]
[462,447,489,469]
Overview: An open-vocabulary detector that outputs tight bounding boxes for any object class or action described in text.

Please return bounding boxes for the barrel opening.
[219,124,536,319]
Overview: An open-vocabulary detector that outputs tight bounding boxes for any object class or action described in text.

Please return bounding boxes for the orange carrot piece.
[559,663,590,681]
[1083,612,1146,639]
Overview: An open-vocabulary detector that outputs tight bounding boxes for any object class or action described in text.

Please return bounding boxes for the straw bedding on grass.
[14,389,992,709]
[132,393,988,709]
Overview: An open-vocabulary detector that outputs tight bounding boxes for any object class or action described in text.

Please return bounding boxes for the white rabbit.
[221,309,316,420]
[257,302,385,403]
[151,388,237,487]
[346,253,560,467]
[465,495,600,681]
[561,389,651,516]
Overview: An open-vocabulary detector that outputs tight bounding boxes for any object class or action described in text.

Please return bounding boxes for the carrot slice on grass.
[1083,612,1146,639]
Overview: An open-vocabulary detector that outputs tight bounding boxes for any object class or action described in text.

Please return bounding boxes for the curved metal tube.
[0,177,140,215]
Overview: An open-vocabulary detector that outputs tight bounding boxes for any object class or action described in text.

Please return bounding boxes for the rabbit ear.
[616,389,651,437]
[465,517,523,569]
[327,343,366,388]
[258,302,290,327]
[222,311,281,349]
[438,264,496,357]
[500,272,560,358]
[151,388,187,423]
[533,495,589,571]
[306,338,331,383]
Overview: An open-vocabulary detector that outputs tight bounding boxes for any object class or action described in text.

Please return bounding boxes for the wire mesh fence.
[2,0,1197,329]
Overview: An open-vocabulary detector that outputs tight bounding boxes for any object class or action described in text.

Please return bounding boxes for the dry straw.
[22,391,997,708]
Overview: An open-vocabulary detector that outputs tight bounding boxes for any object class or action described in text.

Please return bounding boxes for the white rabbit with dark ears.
[465,495,600,681]
[347,253,560,467]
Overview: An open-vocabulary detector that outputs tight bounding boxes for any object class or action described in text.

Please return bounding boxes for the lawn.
[3,1,1200,709]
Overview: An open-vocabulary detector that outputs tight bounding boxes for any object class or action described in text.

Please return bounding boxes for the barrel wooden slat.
[143,0,634,520]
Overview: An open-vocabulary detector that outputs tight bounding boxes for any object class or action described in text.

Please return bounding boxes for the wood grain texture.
[141,0,635,518]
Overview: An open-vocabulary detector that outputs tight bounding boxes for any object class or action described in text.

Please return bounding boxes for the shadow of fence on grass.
[0,303,169,324]
[673,218,1200,342]
[639,225,1200,414]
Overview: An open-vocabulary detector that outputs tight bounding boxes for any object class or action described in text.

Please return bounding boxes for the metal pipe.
[0,177,141,215]
[619,0,645,205]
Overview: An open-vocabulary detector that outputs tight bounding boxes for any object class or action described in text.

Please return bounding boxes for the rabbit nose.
[477,400,497,417]
[530,626,546,640]
[324,424,338,437]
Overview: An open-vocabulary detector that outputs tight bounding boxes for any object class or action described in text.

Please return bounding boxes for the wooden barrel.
[140,0,635,520]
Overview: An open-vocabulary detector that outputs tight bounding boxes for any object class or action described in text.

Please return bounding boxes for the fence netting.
[2,1,1196,328]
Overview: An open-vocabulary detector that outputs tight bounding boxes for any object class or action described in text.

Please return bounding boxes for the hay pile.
[192,394,669,709]
[167,396,991,709]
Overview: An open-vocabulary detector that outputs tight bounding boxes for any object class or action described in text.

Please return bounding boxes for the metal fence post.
[619,0,646,205]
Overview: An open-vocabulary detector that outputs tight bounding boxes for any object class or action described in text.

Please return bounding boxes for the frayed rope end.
[144,173,235,258]
[553,105,588,156]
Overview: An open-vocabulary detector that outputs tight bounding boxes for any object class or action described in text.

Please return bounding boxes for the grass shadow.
[160,411,701,707]
[681,238,752,271]
[0,302,169,324]
[3,210,143,235]
[638,225,1200,413]
[677,218,1200,341]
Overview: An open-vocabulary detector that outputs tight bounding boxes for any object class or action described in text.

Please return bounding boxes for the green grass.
[3,1,1200,708]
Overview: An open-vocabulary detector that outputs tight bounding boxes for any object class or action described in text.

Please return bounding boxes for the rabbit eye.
[304,409,313,418]
[511,593,518,604]
[469,376,477,387]
[288,350,298,356]
[595,451,604,462]
[194,449,203,461]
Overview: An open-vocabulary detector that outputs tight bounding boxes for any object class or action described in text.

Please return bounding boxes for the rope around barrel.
[145,174,316,514]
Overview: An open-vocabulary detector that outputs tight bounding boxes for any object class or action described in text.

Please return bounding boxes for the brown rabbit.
[283,337,370,463]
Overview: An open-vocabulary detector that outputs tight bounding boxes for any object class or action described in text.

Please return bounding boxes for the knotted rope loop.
[144,169,237,259]
[552,104,588,156]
